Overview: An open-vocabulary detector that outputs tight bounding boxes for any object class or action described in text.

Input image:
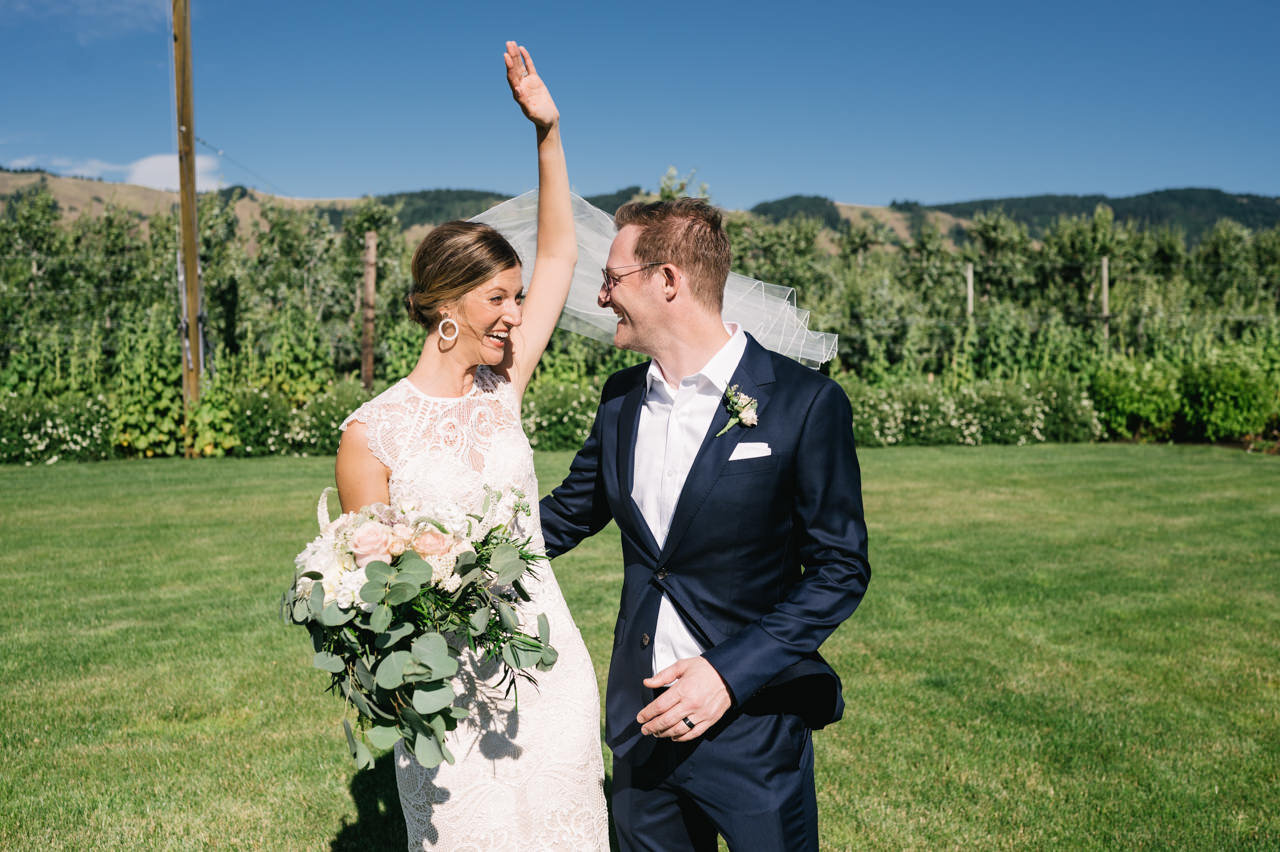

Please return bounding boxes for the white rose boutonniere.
[716,384,759,437]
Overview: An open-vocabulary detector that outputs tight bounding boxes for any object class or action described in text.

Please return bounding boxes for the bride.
[335,42,609,850]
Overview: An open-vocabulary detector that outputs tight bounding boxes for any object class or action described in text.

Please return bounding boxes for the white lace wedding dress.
[341,366,609,851]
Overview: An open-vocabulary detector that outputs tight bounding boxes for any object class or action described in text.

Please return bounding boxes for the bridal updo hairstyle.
[406,221,522,334]
[614,197,731,312]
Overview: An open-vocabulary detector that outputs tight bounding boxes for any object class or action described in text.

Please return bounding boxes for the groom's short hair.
[615,198,731,311]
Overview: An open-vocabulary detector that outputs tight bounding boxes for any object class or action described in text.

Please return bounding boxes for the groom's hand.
[638,657,732,742]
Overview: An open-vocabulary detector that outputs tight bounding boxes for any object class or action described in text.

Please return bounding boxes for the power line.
[195,135,289,197]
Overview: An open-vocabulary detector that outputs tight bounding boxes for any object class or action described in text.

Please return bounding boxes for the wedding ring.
[682,717,695,731]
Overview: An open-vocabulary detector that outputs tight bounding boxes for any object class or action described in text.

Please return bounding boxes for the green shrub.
[1031,376,1104,443]
[110,304,184,457]
[1177,351,1273,442]
[1090,357,1181,440]
[231,386,295,457]
[969,380,1048,445]
[522,377,599,451]
[292,379,375,455]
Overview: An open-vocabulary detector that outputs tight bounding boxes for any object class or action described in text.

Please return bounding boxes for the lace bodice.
[340,366,609,851]
[342,368,537,540]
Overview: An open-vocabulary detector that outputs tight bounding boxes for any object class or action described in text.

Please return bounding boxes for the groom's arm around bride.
[539,197,869,851]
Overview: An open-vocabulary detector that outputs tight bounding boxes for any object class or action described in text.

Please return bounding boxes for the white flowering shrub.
[0,392,116,464]
[836,376,1094,447]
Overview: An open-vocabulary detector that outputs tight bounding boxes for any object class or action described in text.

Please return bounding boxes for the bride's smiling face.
[445,266,524,366]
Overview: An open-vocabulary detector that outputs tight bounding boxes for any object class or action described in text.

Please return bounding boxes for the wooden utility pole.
[965,262,975,317]
[361,231,378,391]
[172,0,202,434]
[1101,255,1110,344]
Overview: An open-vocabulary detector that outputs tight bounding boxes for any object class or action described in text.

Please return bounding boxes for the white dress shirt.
[632,324,748,676]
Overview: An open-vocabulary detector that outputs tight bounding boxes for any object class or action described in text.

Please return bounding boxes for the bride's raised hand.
[504,41,558,130]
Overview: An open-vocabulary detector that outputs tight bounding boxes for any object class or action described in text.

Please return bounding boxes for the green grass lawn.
[1,445,1277,850]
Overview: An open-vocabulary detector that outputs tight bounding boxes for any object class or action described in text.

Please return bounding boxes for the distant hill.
[924,188,1280,243]
[583,186,643,216]
[6,168,1277,248]
[750,195,843,230]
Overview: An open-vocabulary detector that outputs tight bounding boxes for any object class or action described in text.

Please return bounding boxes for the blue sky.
[2,0,1277,210]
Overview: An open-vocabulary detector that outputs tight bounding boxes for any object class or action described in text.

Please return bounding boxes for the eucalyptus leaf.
[354,658,374,691]
[369,604,393,634]
[359,581,386,605]
[468,607,490,636]
[374,620,413,649]
[366,725,402,750]
[384,582,419,605]
[397,551,428,571]
[352,738,374,770]
[313,652,345,674]
[490,544,524,585]
[291,598,310,623]
[537,613,550,645]
[400,706,430,737]
[501,643,518,670]
[493,599,519,632]
[511,643,542,669]
[538,645,559,671]
[365,562,394,584]
[429,713,448,739]
[441,741,455,766]
[512,578,530,602]
[308,583,325,617]
[374,650,412,690]
[318,603,355,627]
[453,551,477,573]
[449,705,470,720]
[299,570,323,581]
[414,733,444,769]
[412,682,455,715]
[411,633,450,668]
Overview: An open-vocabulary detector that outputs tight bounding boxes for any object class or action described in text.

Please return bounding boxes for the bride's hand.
[504,41,558,130]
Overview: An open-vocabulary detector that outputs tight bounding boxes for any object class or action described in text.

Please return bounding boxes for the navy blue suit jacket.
[540,334,870,759]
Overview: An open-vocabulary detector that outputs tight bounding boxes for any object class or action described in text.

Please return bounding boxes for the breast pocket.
[721,455,778,477]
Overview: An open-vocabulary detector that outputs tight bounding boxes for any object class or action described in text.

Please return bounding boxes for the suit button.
[641,633,651,647]
[655,569,668,580]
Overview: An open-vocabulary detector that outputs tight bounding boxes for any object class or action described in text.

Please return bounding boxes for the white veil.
[471,190,837,367]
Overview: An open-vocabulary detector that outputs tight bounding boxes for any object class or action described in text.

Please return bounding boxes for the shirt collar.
[646,323,746,395]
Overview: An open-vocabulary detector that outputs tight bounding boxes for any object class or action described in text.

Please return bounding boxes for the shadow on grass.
[330,753,619,850]
[331,750,407,851]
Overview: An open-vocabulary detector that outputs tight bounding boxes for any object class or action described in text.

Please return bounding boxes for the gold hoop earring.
[438,317,459,342]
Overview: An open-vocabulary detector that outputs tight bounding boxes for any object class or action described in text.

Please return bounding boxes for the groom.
[539,198,870,851]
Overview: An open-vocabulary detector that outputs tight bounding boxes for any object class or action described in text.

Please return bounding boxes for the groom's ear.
[659,264,681,302]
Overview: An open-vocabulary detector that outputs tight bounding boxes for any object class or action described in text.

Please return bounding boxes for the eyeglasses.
[601,261,664,297]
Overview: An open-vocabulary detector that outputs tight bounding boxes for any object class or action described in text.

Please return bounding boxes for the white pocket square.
[729,442,771,461]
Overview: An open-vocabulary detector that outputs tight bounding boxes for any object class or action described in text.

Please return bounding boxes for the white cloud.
[126,153,223,192]
[8,152,223,191]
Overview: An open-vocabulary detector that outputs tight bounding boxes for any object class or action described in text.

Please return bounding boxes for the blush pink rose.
[412,528,452,557]
[389,523,413,557]
[350,521,394,569]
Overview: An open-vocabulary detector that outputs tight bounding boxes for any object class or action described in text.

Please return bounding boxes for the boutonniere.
[715,384,759,437]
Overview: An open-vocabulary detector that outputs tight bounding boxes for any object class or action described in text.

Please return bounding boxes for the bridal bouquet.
[281,486,558,770]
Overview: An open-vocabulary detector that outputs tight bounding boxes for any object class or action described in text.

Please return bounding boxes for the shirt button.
[641,633,651,647]
[655,569,668,580]
[665,470,675,478]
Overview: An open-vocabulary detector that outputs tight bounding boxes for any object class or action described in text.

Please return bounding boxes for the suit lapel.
[617,367,661,560]
[657,336,775,566]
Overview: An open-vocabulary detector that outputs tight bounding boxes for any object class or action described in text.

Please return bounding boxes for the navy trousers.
[611,706,818,852]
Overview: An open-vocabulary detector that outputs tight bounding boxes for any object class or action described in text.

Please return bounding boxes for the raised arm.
[501,41,576,397]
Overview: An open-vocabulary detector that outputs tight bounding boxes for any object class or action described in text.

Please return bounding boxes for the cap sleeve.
[340,398,397,469]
